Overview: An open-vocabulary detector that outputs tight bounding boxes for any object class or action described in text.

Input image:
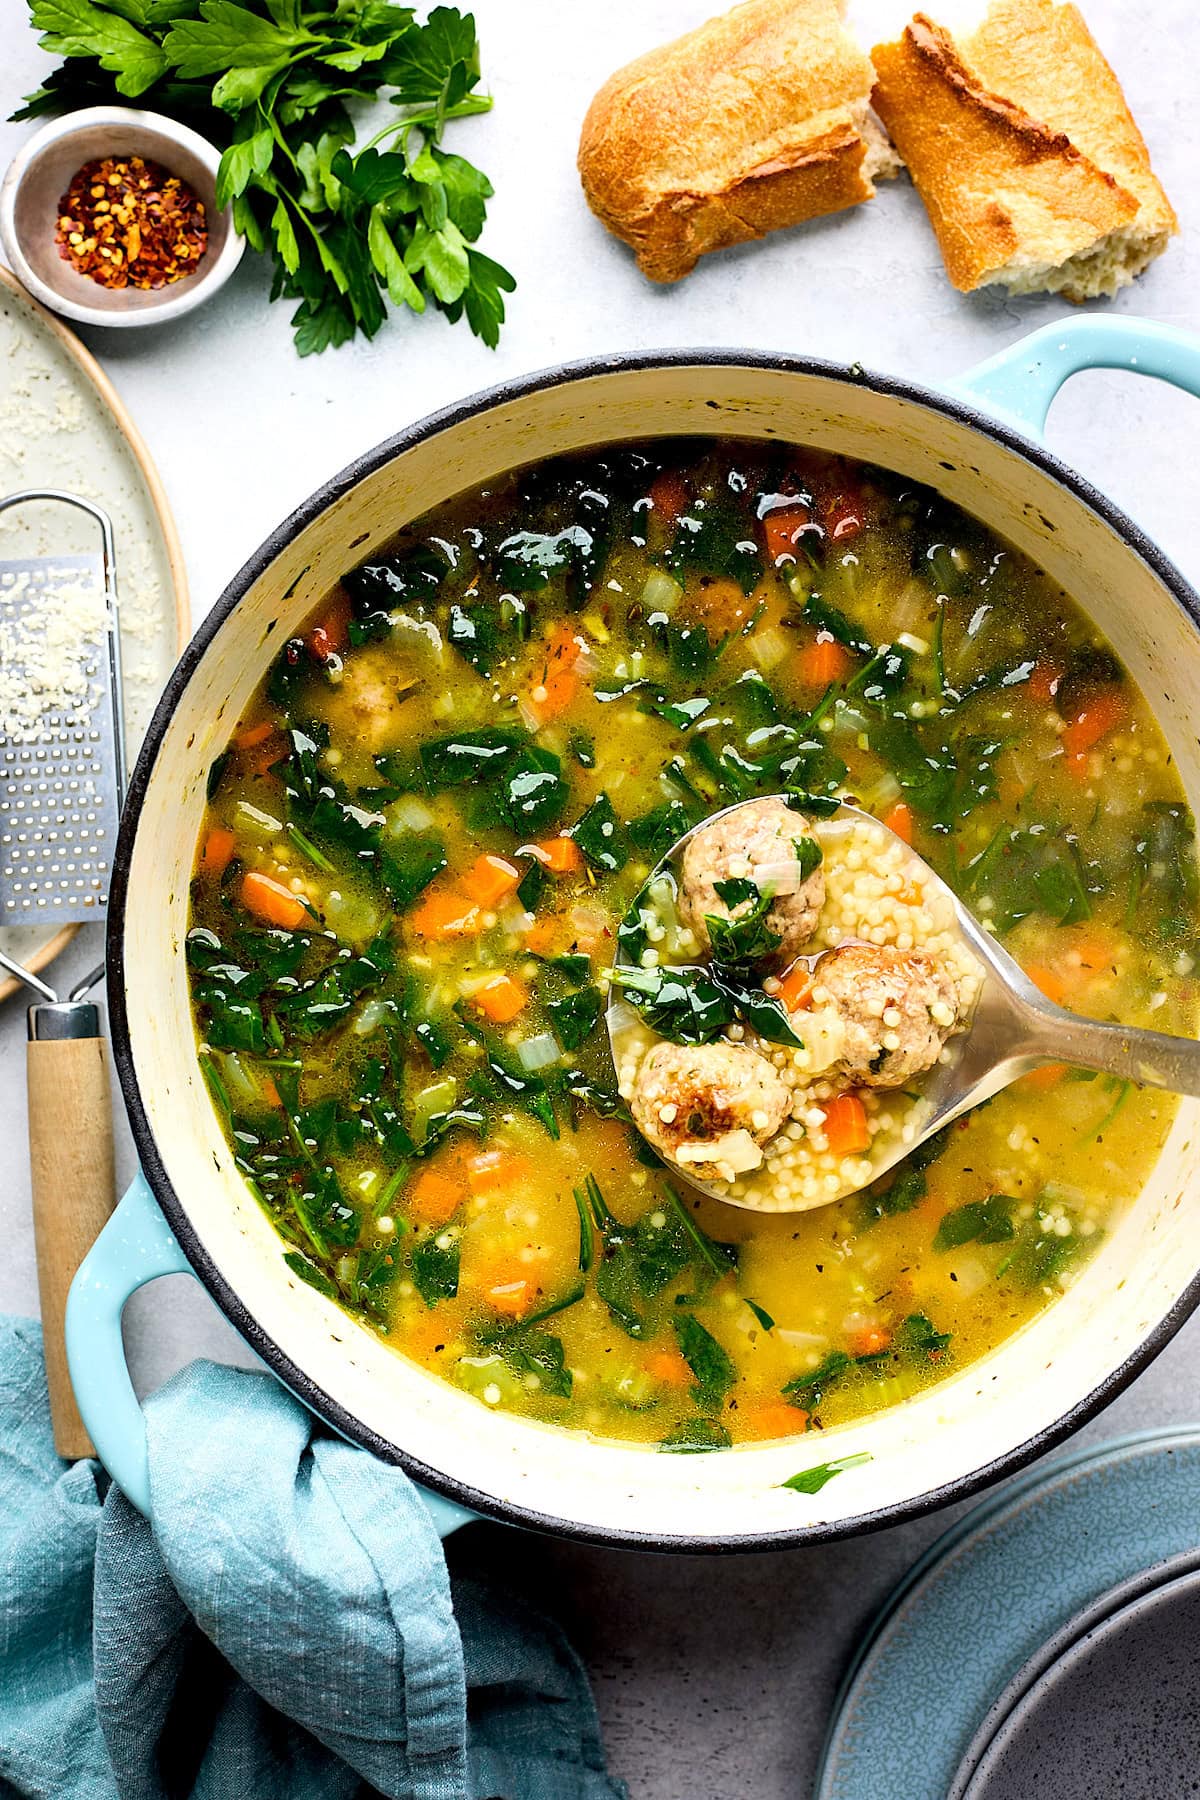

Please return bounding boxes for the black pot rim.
[107,346,1200,1553]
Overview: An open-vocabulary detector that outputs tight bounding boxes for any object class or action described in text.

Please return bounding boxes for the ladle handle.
[1028,1006,1200,1100]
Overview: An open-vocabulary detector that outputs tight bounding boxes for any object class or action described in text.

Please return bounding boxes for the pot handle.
[65,1170,476,1539]
[949,316,1200,439]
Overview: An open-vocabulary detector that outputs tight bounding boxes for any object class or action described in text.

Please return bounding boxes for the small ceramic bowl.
[0,106,244,328]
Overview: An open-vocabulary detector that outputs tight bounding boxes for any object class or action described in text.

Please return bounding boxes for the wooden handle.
[27,1033,116,1459]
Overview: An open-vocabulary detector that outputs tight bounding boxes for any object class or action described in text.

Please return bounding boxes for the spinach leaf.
[609,964,736,1045]
[782,1350,850,1407]
[706,877,782,964]
[651,695,712,730]
[495,747,569,834]
[419,727,523,788]
[802,593,872,655]
[455,1005,559,1139]
[447,600,498,674]
[933,1194,1017,1251]
[410,1231,460,1305]
[491,525,595,593]
[570,792,628,873]
[669,496,763,594]
[379,835,447,908]
[673,1313,736,1411]
[895,1311,952,1356]
[628,800,698,863]
[283,1250,337,1299]
[658,1418,732,1453]
[545,986,602,1053]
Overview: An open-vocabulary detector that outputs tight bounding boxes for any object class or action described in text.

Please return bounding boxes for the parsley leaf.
[19,0,515,356]
[781,1452,872,1494]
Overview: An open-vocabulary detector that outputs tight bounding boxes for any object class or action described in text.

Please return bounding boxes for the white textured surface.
[1,2,1199,1794]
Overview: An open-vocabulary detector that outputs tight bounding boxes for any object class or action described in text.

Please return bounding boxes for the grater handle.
[26,1002,117,1460]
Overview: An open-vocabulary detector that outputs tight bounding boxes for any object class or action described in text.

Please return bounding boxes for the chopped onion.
[861,771,902,811]
[757,859,817,895]
[751,626,790,671]
[777,1328,829,1352]
[642,570,683,614]
[235,799,283,837]
[677,1129,763,1173]
[389,795,435,833]
[517,1032,562,1071]
[947,1253,990,1298]
[353,997,389,1037]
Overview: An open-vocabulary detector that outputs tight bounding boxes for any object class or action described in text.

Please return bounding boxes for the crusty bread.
[578,0,900,284]
[871,2,1176,302]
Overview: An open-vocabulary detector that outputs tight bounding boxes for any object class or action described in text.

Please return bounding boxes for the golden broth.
[185,441,1197,1454]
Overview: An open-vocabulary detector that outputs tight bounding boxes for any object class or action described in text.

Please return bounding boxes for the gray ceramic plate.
[959,1556,1200,1799]
[817,1428,1200,1800]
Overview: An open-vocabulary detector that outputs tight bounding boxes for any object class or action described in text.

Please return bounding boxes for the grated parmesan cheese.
[0,565,105,741]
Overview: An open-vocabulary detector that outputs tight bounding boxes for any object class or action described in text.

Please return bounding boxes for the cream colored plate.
[0,263,188,1001]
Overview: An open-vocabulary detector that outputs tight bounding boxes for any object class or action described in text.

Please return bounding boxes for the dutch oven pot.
[67,316,1200,1550]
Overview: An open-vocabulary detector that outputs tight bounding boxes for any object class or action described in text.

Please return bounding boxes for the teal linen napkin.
[0,1316,626,1800]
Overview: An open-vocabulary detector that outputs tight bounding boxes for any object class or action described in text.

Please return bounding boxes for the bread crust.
[870,5,1174,300]
[578,0,887,283]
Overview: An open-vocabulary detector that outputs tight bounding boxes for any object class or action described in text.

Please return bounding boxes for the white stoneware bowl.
[69,316,1200,1549]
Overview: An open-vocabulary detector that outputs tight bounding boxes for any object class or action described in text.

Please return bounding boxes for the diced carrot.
[881,800,914,845]
[1061,687,1125,776]
[236,723,288,777]
[644,1347,694,1388]
[539,835,583,876]
[686,576,758,633]
[463,853,521,907]
[527,625,585,726]
[199,825,236,880]
[408,1167,464,1227]
[485,1278,533,1318]
[798,634,854,688]
[260,1076,282,1109]
[741,1400,810,1441]
[523,916,560,955]
[821,1092,871,1157]
[823,490,864,542]
[849,1325,892,1358]
[649,472,689,534]
[998,775,1028,809]
[1026,661,1062,706]
[763,504,813,565]
[1024,963,1068,1006]
[235,720,274,750]
[1021,1062,1068,1092]
[472,973,528,1024]
[240,871,308,930]
[1070,927,1118,976]
[409,884,482,939]
[465,1150,533,1194]
[776,962,815,1013]
[307,594,350,661]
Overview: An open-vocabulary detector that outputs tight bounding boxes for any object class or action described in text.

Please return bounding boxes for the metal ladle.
[606,796,1200,1212]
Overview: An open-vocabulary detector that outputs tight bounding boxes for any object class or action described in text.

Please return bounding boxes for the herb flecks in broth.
[188,441,1199,1450]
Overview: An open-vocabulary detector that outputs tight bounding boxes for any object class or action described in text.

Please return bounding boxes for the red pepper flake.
[55,154,207,291]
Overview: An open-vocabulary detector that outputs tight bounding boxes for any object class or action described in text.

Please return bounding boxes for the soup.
[186,441,1198,1453]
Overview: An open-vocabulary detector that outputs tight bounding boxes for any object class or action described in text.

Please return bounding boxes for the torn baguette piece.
[871,2,1176,301]
[578,0,900,285]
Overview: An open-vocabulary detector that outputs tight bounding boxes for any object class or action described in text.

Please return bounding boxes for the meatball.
[630,1040,790,1180]
[813,942,960,1089]
[680,797,824,961]
[320,647,419,752]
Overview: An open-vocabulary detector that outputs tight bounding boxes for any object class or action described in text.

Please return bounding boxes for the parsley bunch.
[16,0,515,354]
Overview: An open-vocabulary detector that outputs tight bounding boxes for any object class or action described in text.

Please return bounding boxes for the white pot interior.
[120,361,1200,1543]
